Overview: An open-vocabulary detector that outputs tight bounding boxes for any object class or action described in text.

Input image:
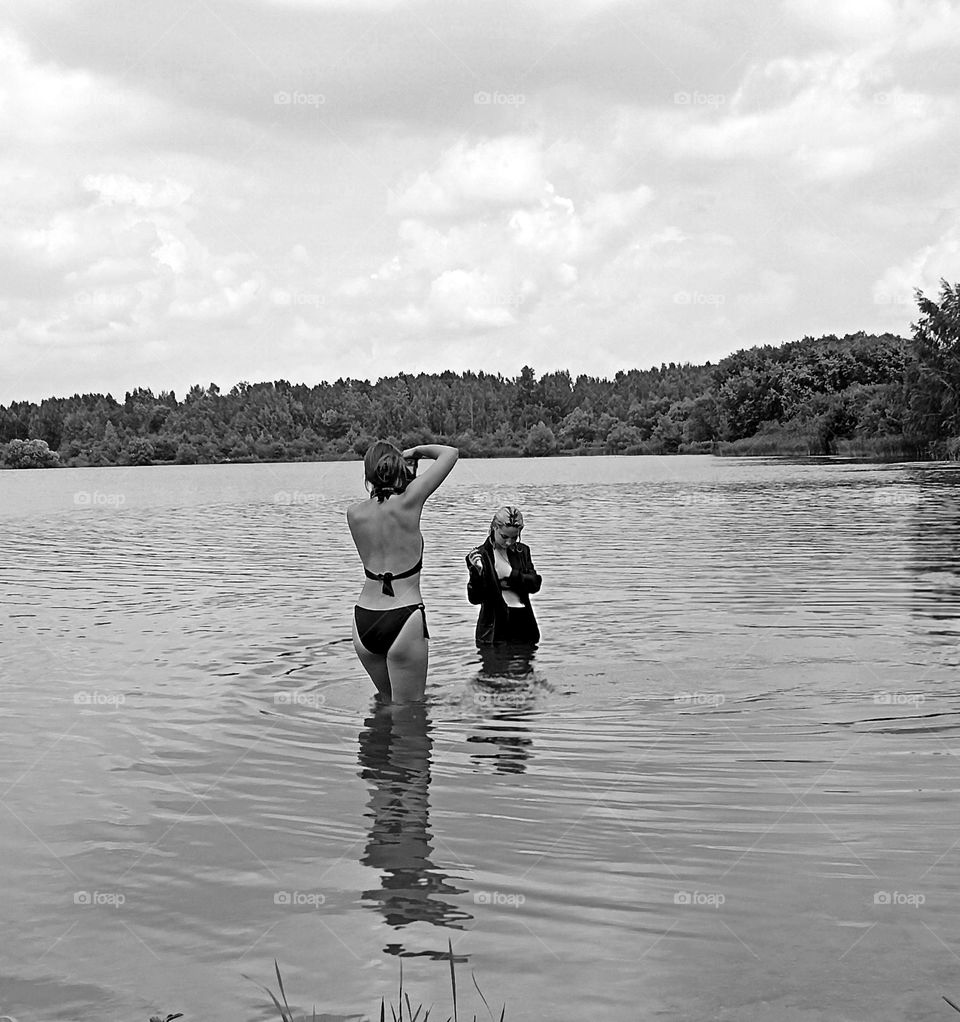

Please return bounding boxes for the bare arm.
[400,444,459,504]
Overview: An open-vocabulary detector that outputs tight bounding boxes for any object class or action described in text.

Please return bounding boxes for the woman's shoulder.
[346,498,371,521]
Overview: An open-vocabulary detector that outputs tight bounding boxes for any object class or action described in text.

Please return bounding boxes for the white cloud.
[3,0,960,402]
[390,136,549,217]
[82,174,194,209]
[874,221,960,306]
[647,48,949,183]
[373,137,665,334]
[783,0,898,41]
[735,269,798,317]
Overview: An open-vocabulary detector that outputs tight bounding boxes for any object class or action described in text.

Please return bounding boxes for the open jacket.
[466,538,542,645]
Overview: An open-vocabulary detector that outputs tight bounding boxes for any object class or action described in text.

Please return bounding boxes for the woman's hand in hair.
[399,444,459,504]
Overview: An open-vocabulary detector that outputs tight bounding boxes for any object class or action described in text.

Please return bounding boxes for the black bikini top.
[364,542,424,596]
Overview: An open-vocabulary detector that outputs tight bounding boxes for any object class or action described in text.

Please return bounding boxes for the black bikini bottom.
[355,603,429,656]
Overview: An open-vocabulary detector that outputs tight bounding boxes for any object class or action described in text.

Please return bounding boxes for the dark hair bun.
[371,452,411,502]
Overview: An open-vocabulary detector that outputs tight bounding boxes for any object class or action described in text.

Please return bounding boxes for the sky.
[2,0,960,405]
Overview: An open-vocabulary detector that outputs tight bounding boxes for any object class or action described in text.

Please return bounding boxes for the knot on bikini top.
[363,543,424,597]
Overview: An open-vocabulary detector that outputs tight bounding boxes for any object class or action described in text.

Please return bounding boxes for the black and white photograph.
[3,1,960,1019]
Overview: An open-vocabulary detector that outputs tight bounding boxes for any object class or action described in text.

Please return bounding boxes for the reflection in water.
[477,643,538,682]
[358,704,470,946]
[466,726,534,775]
[910,476,960,644]
[467,644,539,774]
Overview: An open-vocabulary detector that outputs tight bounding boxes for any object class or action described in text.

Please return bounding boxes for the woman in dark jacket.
[465,506,542,646]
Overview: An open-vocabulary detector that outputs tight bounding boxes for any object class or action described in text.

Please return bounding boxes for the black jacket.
[466,538,542,645]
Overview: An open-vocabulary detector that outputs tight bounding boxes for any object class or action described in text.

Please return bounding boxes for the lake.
[1,454,959,1021]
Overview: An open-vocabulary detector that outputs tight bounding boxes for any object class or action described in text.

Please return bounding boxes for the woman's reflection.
[476,642,538,682]
[358,703,470,937]
[466,643,540,774]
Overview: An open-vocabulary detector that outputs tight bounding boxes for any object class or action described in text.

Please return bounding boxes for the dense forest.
[3,281,960,468]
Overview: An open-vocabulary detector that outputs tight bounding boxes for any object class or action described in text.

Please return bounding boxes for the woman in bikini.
[348,440,459,704]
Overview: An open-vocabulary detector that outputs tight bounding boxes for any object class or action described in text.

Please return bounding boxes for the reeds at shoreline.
[240,940,504,1022]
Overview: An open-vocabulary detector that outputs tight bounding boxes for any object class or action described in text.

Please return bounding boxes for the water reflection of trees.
[357,704,470,949]
[466,644,540,775]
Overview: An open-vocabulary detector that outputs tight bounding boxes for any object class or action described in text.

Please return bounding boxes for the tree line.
[3,281,960,468]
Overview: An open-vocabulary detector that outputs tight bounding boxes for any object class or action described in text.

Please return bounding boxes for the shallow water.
[2,455,960,1021]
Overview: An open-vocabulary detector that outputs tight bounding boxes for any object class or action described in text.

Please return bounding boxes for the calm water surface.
[2,455,960,1021]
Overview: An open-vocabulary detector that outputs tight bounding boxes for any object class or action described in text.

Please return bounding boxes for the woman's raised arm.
[401,444,459,503]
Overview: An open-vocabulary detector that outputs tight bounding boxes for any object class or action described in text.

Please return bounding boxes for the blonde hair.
[488,505,524,539]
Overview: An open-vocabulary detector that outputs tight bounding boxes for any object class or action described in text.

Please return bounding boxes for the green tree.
[2,438,61,468]
[558,407,596,446]
[683,395,721,442]
[125,437,155,466]
[523,421,557,456]
[907,279,960,443]
[605,420,644,453]
[175,441,199,465]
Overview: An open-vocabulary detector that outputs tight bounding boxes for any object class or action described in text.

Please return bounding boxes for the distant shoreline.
[0,441,947,469]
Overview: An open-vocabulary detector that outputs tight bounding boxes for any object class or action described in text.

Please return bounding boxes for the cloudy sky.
[2,0,960,404]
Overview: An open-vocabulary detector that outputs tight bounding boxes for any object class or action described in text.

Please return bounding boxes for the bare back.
[348,492,425,609]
